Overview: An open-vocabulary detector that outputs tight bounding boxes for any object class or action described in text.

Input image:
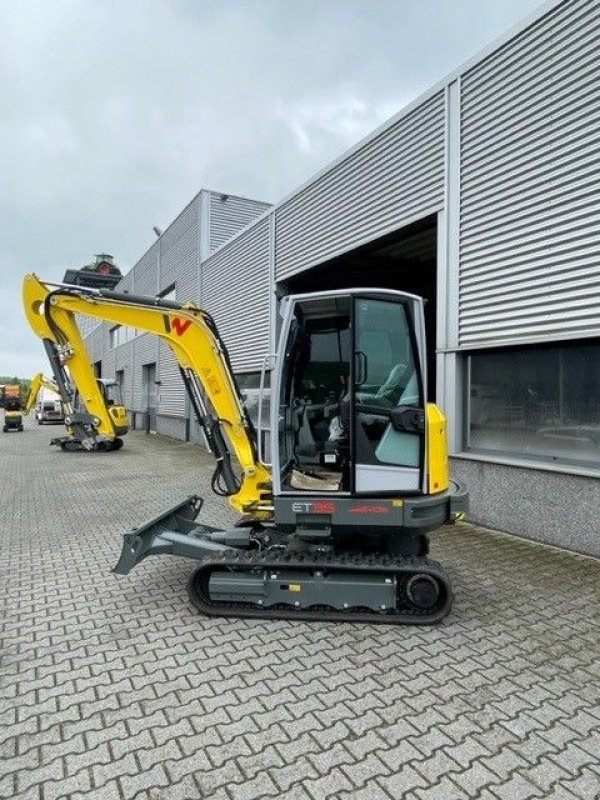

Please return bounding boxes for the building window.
[466,340,600,469]
[109,325,137,348]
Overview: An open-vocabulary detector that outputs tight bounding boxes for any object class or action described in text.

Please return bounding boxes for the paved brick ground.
[1,421,599,800]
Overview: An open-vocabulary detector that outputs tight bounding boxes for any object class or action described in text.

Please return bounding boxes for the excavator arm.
[24,373,61,414]
[25,374,43,414]
[23,273,271,514]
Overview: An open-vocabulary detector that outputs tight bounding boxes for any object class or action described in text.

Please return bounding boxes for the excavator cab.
[69,378,128,443]
[97,379,128,435]
[274,290,428,497]
[269,289,450,556]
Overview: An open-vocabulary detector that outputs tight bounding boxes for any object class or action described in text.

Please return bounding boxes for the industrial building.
[85,0,599,557]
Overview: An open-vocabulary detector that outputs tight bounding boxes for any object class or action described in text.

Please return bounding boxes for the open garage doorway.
[278,215,438,399]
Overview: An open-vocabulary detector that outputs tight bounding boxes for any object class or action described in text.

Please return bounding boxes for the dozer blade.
[113,495,219,574]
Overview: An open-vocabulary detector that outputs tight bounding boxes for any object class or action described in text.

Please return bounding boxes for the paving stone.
[339,752,391,786]
[414,775,471,800]
[450,761,501,796]
[270,756,320,792]
[482,747,532,783]
[377,764,430,796]
[490,773,546,800]
[558,766,600,800]
[302,768,355,798]
[340,783,393,800]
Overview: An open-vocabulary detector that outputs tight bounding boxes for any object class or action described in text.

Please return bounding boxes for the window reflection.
[468,341,600,467]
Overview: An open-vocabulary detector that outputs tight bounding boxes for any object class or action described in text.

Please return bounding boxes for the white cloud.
[278,95,399,154]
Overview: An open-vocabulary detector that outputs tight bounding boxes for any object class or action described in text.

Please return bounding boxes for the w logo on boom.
[163,315,192,336]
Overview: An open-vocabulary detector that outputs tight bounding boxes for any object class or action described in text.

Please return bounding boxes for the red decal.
[312,501,336,514]
[349,504,390,515]
[171,317,192,336]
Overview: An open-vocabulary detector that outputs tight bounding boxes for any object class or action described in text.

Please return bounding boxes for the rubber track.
[188,550,453,625]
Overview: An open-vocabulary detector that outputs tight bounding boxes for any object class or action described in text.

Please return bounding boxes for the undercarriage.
[50,434,124,451]
[114,489,466,625]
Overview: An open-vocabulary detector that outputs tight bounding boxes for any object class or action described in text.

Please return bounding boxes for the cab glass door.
[353,297,424,493]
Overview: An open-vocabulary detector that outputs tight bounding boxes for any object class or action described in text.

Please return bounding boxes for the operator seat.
[356,362,412,408]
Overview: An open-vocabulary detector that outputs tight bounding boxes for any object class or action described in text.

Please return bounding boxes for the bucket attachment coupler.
[113,496,251,574]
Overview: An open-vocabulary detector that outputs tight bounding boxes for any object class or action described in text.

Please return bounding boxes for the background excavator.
[24,273,467,624]
[23,291,128,451]
[24,373,64,424]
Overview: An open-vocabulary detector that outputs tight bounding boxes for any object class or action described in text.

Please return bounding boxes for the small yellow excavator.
[24,373,64,423]
[23,289,128,451]
[24,273,467,624]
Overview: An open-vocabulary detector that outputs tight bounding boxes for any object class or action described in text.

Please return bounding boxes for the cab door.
[352,295,426,493]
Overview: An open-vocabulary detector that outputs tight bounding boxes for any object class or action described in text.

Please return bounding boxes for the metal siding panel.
[157,201,201,416]
[116,273,134,293]
[158,341,185,416]
[202,217,270,372]
[132,243,159,296]
[76,314,101,342]
[103,349,116,378]
[274,93,445,280]
[132,334,159,410]
[155,271,197,417]
[155,199,201,416]
[209,194,272,253]
[115,342,134,410]
[459,0,600,347]
[460,0,593,103]
[159,197,200,293]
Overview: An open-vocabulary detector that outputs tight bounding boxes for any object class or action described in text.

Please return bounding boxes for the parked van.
[36,388,65,424]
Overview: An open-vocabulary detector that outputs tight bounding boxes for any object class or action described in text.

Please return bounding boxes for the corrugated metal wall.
[274,92,446,280]
[158,198,201,417]
[130,252,160,412]
[158,341,184,416]
[78,317,101,365]
[132,242,159,296]
[114,341,134,410]
[75,314,101,342]
[209,194,271,253]
[102,348,116,379]
[458,0,600,346]
[202,216,271,372]
[159,198,199,295]
[132,335,159,410]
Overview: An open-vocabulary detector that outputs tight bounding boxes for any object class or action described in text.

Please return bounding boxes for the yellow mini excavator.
[23,290,128,451]
[24,273,467,624]
[24,373,64,423]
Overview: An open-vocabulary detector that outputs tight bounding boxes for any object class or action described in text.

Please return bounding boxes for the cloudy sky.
[1,0,545,377]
